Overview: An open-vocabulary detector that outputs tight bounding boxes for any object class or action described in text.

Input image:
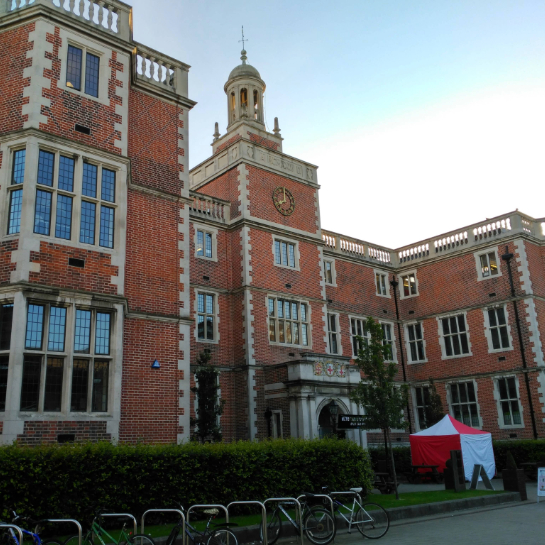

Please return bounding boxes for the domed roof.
[227,50,262,81]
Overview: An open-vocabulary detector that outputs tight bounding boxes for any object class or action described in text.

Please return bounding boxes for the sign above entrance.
[337,415,367,429]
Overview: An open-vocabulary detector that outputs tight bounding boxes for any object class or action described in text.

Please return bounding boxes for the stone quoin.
[0,0,544,446]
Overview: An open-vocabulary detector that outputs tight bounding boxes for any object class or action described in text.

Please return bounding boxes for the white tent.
[410,415,495,480]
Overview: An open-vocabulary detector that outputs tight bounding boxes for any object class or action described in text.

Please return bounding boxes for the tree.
[424,378,444,428]
[350,317,409,500]
[190,351,225,443]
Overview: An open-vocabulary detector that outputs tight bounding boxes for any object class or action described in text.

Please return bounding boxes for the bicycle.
[64,512,156,545]
[0,511,63,545]
[322,486,389,539]
[162,507,237,545]
[262,493,336,545]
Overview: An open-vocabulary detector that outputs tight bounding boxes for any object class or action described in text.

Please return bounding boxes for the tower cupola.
[224,49,266,129]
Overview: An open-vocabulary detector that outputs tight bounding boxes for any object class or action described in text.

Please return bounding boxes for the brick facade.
[1,1,544,448]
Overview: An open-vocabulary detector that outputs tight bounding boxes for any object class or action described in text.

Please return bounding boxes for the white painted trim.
[374,269,391,298]
[446,379,483,429]
[271,234,301,271]
[348,314,371,358]
[326,311,342,356]
[193,288,221,345]
[436,311,473,360]
[482,305,514,353]
[399,269,419,299]
[379,320,397,363]
[324,258,337,287]
[404,321,428,363]
[193,221,218,262]
[473,246,502,282]
[492,374,525,429]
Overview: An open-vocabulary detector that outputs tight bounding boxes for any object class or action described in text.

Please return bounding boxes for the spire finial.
[239,26,248,63]
[213,122,220,142]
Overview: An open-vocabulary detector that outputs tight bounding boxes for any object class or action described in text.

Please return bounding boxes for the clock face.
[272,186,295,216]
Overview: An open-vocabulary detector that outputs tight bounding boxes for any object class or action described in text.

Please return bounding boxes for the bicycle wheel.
[355,503,389,539]
[64,533,94,545]
[130,535,157,545]
[164,526,182,545]
[206,529,238,545]
[303,508,336,545]
[259,510,282,545]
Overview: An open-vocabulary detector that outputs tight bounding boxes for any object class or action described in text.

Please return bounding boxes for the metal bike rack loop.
[297,494,335,519]
[0,524,24,545]
[141,509,185,545]
[34,519,82,545]
[264,497,303,545]
[99,513,138,537]
[226,501,266,545]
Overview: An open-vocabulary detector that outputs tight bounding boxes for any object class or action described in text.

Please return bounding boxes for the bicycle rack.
[296,494,335,519]
[99,513,138,537]
[141,509,185,545]
[34,519,83,545]
[263,497,303,545]
[329,490,363,504]
[226,501,266,545]
[0,524,24,545]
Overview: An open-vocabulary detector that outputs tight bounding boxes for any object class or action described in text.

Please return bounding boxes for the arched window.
[231,92,236,121]
[253,90,259,120]
[241,88,248,108]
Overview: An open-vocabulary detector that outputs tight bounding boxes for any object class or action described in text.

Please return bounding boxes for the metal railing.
[99,513,137,537]
[34,519,82,545]
[226,501,266,545]
[141,509,184,545]
[263,497,303,545]
[0,524,23,545]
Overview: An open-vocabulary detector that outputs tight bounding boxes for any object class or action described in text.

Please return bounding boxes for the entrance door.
[318,401,346,439]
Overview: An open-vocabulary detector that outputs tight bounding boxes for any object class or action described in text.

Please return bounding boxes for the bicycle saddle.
[203,509,219,516]
[350,487,363,493]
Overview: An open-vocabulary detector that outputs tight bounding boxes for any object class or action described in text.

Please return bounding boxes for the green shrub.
[0,438,372,521]
[493,439,545,470]
[368,446,412,474]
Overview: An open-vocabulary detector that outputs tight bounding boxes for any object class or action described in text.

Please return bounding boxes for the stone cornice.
[128,181,192,204]
[126,311,193,325]
[190,137,319,190]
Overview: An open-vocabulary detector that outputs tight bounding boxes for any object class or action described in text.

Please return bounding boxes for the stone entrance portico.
[283,353,367,446]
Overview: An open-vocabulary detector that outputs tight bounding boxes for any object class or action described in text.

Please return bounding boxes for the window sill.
[274,263,300,272]
[196,338,219,345]
[269,341,310,349]
[195,255,218,262]
[440,352,473,360]
[408,359,428,365]
[488,346,514,354]
[498,424,525,430]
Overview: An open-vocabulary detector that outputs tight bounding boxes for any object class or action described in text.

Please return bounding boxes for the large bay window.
[268,297,309,346]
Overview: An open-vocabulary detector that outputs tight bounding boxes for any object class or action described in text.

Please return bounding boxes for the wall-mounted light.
[151,359,161,369]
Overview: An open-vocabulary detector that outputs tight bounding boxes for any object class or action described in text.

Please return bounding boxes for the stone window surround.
[266,294,312,348]
[399,269,419,299]
[0,136,127,256]
[60,30,113,107]
[348,315,370,358]
[271,234,301,271]
[3,292,121,419]
[483,305,514,354]
[272,409,283,438]
[374,269,391,298]
[327,311,342,356]
[193,288,220,345]
[474,246,502,282]
[324,258,337,287]
[193,222,218,262]
[492,374,525,429]
[445,378,483,429]
[404,321,428,364]
[436,311,473,360]
[379,320,397,363]
[412,383,431,432]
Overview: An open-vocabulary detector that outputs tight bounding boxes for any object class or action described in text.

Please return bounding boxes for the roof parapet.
[1,0,132,41]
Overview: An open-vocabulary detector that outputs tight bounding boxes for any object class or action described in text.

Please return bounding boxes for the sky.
[129,0,545,248]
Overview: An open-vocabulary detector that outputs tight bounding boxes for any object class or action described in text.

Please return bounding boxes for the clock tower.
[188,50,363,444]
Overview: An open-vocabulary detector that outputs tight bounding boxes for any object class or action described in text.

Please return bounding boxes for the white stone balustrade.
[134,43,190,98]
[189,192,230,224]
[322,231,393,265]
[2,0,131,40]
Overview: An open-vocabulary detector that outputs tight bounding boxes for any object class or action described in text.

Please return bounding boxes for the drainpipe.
[501,245,538,439]
[391,276,413,434]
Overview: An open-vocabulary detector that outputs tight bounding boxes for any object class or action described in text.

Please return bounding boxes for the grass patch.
[366,489,507,510]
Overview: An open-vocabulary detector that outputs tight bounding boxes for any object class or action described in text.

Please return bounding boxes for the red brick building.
[1,1,544,446]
